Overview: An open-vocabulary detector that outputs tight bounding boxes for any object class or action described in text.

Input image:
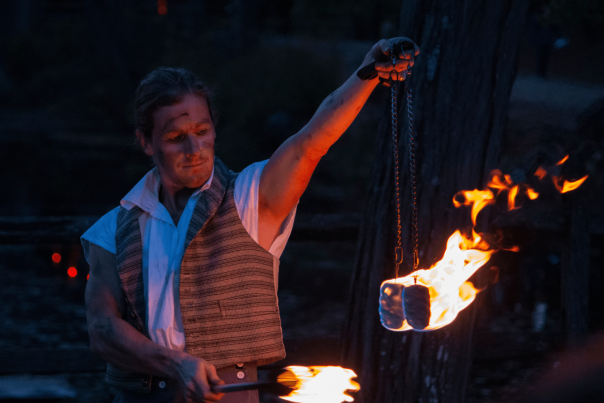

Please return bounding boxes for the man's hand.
[175,354,224,402]
[360,37,420,81]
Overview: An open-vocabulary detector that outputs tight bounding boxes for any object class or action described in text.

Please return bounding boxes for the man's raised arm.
[258,38,419,249]
[85,243,224,401]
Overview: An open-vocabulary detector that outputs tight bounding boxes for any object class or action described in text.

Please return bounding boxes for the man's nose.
[184,134,203,156]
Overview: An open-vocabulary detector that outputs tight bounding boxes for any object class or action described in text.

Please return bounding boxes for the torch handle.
[213,381,280,394]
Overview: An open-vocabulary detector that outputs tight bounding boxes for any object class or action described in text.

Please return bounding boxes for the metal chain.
[390,51,403,281]
[390,47,419,281]
[406,83,419,271]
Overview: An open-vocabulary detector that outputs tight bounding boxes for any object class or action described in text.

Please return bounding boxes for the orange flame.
[552,175,589,193]
[452,189,495,226]
[453,189,495,226]
[453,170,539,225]
[526,188,539,200]
[508,186,519,210]
[488,170,514,195]
[534,166,547,180]
[556,155,569,165]
[280,366,360,403]
[536,155,588,193]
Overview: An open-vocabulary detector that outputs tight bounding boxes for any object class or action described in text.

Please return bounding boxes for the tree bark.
[340,1,530,402]
[561,167,590,348]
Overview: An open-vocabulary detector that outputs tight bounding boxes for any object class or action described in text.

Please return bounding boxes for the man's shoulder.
[86,206,121,237]
[235,160,268,184]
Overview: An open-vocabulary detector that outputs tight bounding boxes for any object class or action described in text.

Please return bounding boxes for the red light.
[52,253,61,263]
[158,0,167,15]
[87,274,90,280]
[67,267,77,277]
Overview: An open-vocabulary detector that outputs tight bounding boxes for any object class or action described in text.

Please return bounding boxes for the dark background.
[0,0,603,402]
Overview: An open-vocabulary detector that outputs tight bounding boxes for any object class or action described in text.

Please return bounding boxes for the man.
[82,37,418,403]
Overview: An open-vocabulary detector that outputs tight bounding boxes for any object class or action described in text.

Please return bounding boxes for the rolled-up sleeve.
[80,206,120,263]
[234,160,298,259]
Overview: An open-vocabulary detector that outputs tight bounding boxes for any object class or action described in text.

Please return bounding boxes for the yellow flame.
[508,185,519,210]
[526,188,539,200]
[485,170,539,211]
[280,366,360,403]
[535,156,587,193]
[553,175,589,193]
[488,170,514,195]
[556,155,569,165]
[453,170,540,226]
[453,189,495,226]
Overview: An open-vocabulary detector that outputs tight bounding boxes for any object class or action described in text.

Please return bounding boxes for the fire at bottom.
[380,158,588,332]
[280,366,360,403]
[214,366,360,403]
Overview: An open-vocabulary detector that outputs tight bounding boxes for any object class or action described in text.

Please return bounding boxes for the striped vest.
[107,158,285,392]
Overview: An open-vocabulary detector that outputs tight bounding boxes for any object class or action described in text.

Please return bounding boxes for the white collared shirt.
[81,159,296,352]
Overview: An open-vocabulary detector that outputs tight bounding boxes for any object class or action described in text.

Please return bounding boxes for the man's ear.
[136,130,154,156]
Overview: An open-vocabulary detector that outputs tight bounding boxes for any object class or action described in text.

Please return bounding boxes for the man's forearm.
[258,56,380,230]
[90,314,185,379]
[300,57,379,159]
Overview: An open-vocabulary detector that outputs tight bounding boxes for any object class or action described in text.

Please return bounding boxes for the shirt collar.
[120,163,215,219]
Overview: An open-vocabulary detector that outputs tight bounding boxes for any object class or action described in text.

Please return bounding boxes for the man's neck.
[159,185,196,227]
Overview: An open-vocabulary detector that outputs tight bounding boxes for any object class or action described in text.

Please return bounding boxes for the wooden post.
[340,1,530,402]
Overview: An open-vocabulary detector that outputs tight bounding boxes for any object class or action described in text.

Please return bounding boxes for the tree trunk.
[340,1,530,402]
[561,162,590,348]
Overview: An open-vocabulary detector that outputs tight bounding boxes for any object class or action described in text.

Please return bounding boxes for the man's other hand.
[176,355,225,402]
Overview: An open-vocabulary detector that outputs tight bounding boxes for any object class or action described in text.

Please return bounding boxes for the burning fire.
[381,230,493,331]
[380,157,588,331]
[279,366,360,403]
[535,155,589,193]
[552,175,588,193]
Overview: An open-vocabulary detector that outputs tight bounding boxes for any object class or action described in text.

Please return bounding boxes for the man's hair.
[134,67,216,138]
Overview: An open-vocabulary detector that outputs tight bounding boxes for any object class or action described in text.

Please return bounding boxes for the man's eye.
[170,135,184,142]
[197,130,207,136]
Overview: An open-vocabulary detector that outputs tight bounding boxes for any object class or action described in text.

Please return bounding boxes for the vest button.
[159,381,166,389]
[142,378,149,386]
[237,371,245,379]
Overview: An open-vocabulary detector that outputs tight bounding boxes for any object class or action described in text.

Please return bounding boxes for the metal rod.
[213,380,289,394]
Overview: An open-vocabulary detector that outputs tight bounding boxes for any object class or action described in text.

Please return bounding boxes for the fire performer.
[82,37,418,403]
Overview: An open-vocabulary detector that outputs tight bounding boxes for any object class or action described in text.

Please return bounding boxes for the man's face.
[139,93,216,191]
